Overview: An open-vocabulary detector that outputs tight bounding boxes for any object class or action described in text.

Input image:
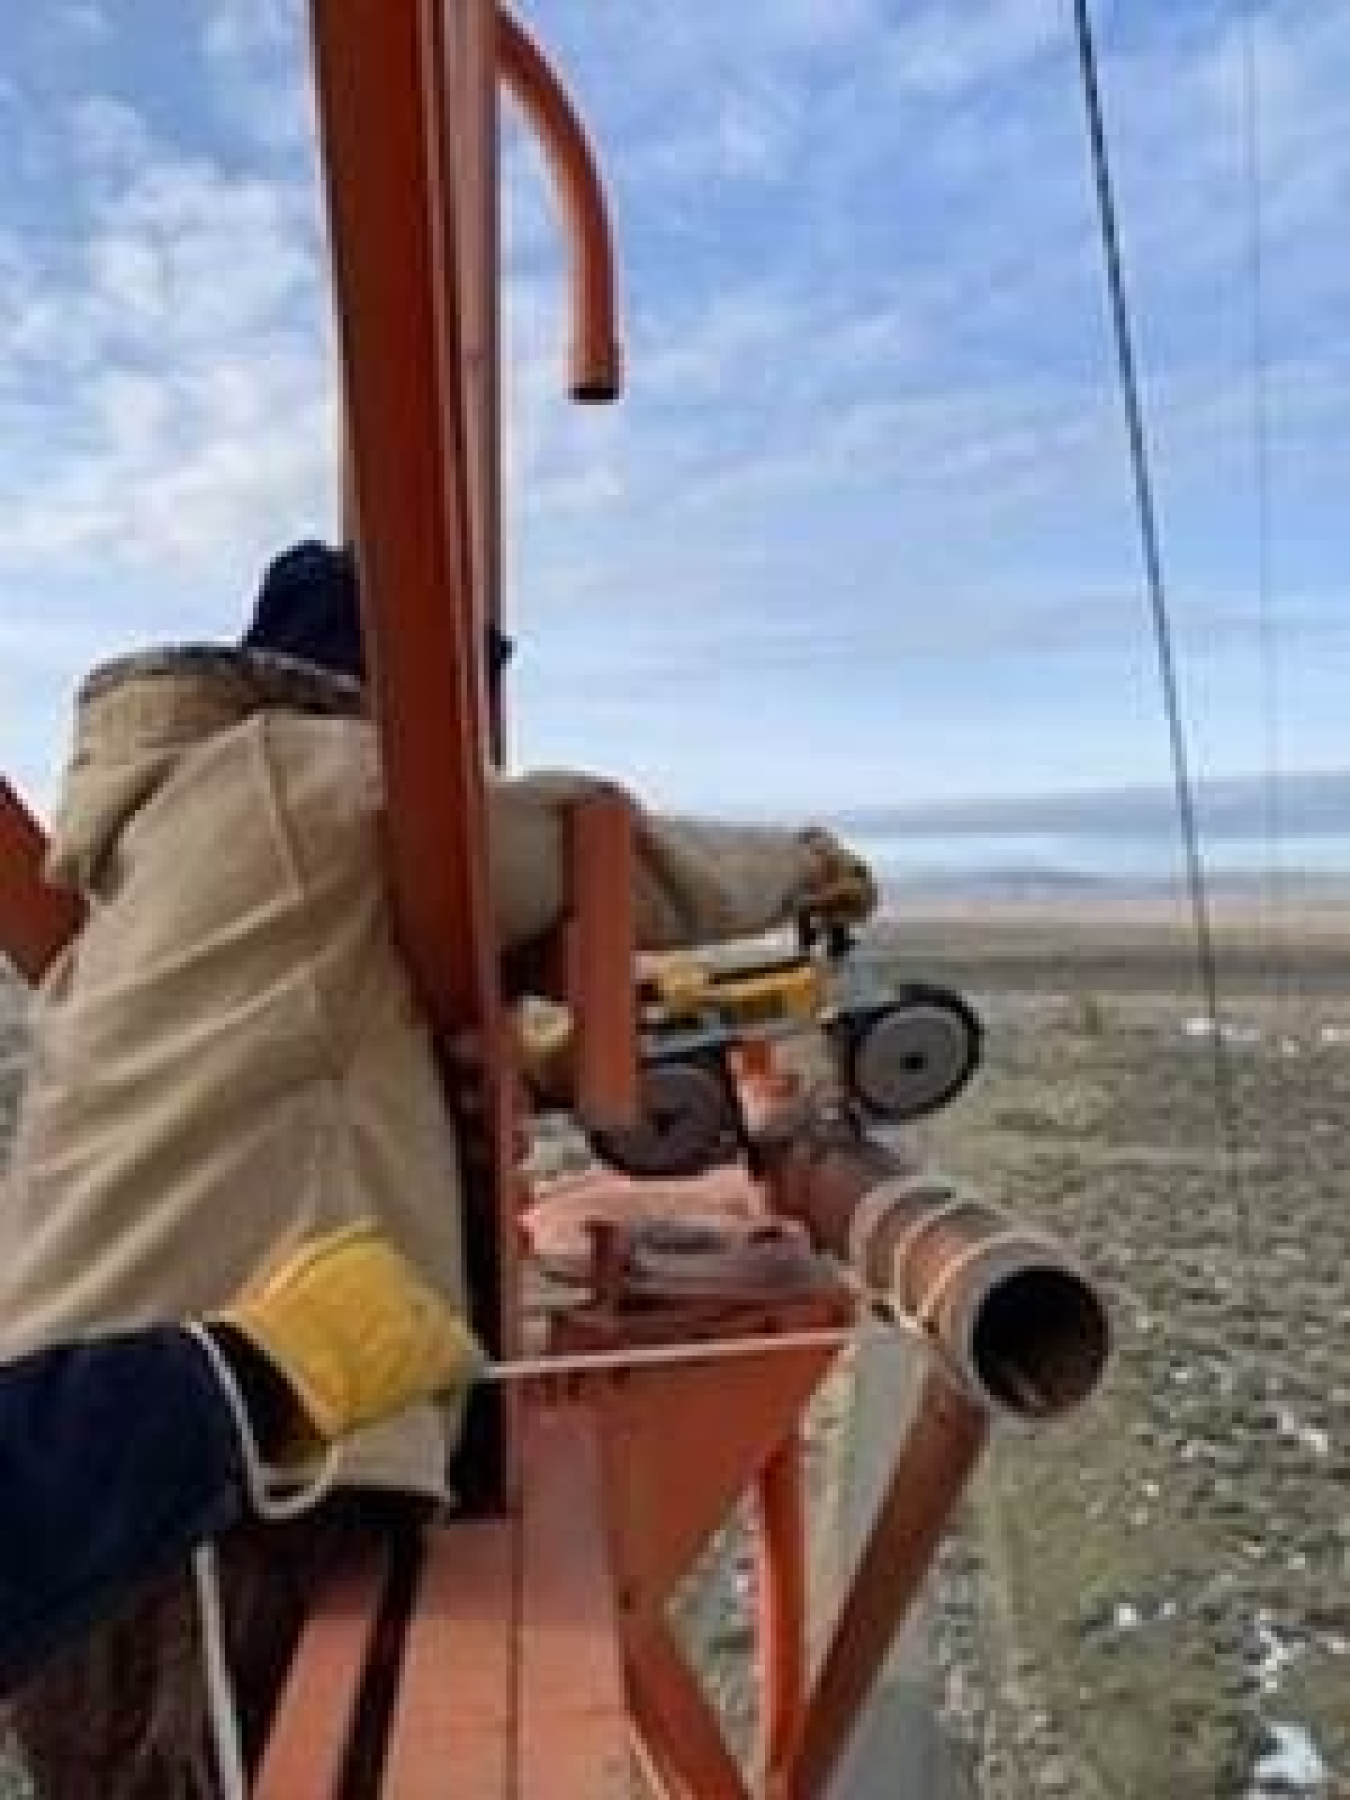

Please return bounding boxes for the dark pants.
[8,1493,427,1799]
[0,1330,429,1796]
[0,1326,245,1699]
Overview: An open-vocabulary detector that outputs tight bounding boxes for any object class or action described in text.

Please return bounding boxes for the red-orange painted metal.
[561,1294,846,1797]
[443,0,503,763]
[518,1403,633,1798]
[792,1369,988,1799]
[497,9,621,403]
[524,1165,769,1274]
[0,779,82,983]
[579,1325,845,1615]
[0,6,1033,1793]
[311,0,496,1040]
[254,1547,392,1800]
[754,1435,809,1794]
[309,0,521,1503]
[380,1523,515,1798]
[313,0,636,1498]
[277,8,1016,1794]
[356,2,620,757]
[566,794,641,1131]
[524,1159,859,1796]
[626,1615,751,1800]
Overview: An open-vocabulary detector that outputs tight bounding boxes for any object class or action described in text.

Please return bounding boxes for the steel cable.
[1068,0,1255,1329]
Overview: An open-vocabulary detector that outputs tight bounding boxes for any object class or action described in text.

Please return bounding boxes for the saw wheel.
[587,1050,742,1178]
[833,982,982,1122]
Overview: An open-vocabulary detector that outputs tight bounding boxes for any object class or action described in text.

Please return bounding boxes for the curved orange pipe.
[496,8,621,403]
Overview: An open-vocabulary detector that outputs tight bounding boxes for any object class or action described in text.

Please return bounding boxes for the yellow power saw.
[579,925,982,1178]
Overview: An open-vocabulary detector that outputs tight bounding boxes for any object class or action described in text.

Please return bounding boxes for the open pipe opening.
[757,1128,1111,1423]
[968,1263,1109,1419]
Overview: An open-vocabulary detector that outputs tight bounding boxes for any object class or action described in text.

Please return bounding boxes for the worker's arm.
[0,1325,251,1697]
[489,771,876,955]
[0,1226,476,1699]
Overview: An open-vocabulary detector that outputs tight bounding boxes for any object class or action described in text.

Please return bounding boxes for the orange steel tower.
[0,9,1107,1795]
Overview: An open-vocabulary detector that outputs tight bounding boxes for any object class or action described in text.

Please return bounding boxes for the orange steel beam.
[337,6,622,751]
[497,8,621,403]
[311,0,496,1039]
[0,779,83,982]
[518,1403,632,1798]
[583,1326,845,1612]
[625,1616,751,1800]
[444,0,503,763]
[576,1319,844,1797]
[255,1547,392,1800]
[755,1435,808,1797]
[310,0,519,1491]
[380,1523,515,1798]
[792,1370,987,1799]
[566,794,640,1131]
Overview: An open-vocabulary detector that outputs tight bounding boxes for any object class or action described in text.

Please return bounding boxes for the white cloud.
[202,0,293,62]
[68,94,152,183]
[2,0,1348,819]
[625,74,802,190]
[769,0,885,51]
[51,4,109,47]
[876,0,1060,98]
[202,0,313,156]
[0,72,334,611]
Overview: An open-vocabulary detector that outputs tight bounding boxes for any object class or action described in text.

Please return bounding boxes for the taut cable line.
[1068,0,1251,1273]
[1243,3,1288,1278]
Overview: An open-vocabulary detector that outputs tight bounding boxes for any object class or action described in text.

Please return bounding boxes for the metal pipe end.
[569,339,622,403]
[940,1254,1109,1421]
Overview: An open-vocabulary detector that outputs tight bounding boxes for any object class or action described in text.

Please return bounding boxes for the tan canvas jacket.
[0,648,837,1495]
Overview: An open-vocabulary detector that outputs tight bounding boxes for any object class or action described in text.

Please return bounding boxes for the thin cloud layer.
[0,3,1345,841]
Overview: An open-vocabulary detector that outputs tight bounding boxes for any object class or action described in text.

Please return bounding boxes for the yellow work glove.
[795,828,879,927]
[515,999,575,1109]
[215,1222,481,1444]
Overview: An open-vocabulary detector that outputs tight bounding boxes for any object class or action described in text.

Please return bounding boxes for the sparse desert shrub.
[1074,991,1109,1038]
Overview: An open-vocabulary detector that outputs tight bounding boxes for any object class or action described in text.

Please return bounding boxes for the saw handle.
[796,916,856,962]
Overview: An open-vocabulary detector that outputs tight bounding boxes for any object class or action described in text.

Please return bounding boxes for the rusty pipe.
[762,1128,1108,1423]
[496,8,621,402]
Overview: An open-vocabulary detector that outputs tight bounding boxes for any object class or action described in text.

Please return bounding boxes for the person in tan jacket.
[0,540,875,1795]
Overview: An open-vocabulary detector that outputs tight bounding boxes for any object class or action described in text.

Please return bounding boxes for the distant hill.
[878,867,1350,925]
[830,768,1350,842]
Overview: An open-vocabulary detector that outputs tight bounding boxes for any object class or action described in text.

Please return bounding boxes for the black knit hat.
[242,540,365,681]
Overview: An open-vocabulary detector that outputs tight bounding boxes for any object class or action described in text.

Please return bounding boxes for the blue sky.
[1,3,1347,859]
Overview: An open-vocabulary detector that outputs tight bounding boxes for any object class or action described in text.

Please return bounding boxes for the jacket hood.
[46,645,365,893]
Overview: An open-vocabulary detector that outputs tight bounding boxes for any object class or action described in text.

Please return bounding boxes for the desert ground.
[652,906,1349,1798]
[855,909,1350,1798]
[2,902,1347,1796]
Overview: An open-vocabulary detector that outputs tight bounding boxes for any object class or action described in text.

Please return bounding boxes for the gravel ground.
[896,929,1350,1800]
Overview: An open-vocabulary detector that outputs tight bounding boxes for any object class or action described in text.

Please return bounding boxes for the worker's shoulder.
[161,647,379,811]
